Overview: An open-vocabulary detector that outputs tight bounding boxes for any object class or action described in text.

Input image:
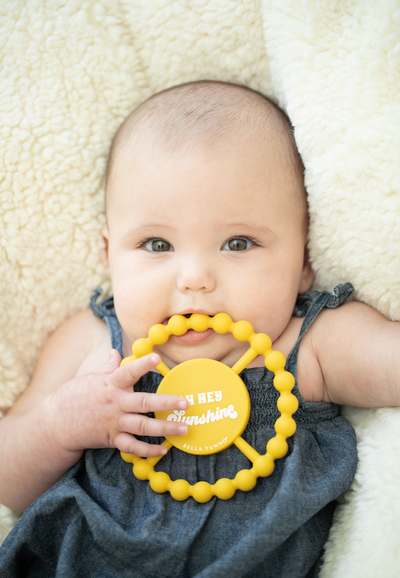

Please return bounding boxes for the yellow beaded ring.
[120,313,298,503]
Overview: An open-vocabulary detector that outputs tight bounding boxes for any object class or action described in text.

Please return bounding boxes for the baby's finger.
[119,391,189,414]
[114,432,169,457]
[99,349,122,375]
[109,354,161,390]
[118,413,188,439]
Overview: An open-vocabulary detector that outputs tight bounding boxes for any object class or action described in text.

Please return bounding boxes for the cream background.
[1,1,399,575]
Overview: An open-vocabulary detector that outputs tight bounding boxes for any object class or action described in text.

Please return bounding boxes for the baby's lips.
[162,312,216,325]
[174,327,215,344]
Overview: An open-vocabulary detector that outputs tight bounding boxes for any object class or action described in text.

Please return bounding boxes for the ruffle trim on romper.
[90,287,115,318]
[293,283,354,318]
[89,288,123,357]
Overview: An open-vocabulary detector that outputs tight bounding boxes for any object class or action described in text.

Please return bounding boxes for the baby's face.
[104,136,312,368]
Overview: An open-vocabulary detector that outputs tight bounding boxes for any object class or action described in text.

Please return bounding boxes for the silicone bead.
[148,324,170,345]
[250,333,272,354]
[131,338,153,358]
[232,320,254,341]
[133,459,154,480]
[274,371,295,392]
[265,350,286,372]
[214,478,236,500]
[235,470,257,492]
[149,471,170,493]
[275,415,296,437]
[212,312,233,334]
[168,315,188,335]
[253,455,275,477]
[192,481,214,503]
[189,313,210,332]
[266,437,288,459]
[120,451,135,463]
[169,479,191,501]
[277,392,299,414]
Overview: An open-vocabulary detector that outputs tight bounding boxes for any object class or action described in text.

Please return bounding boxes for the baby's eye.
[222,237,254,251]
[144,239,173,252]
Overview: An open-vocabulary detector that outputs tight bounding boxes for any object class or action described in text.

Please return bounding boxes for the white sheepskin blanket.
[1,1,399,575]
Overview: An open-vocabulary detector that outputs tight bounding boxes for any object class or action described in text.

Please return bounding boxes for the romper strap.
[90,288,124,358]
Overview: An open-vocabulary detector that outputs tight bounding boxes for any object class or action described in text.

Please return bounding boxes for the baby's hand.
[48,350,189,457]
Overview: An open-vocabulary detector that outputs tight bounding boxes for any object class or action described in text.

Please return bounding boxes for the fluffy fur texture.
[1,1,399,575]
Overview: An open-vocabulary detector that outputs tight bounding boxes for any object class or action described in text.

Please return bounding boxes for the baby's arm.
[298,301,400,407]
[0,311,188,512]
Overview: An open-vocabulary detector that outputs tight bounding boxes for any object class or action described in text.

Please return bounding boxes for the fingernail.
[160,446,168,454]
[178,425,188,435]
[177,399,188,409]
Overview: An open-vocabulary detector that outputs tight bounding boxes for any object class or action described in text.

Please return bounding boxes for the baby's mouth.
[162,313,215,343]
[162,313,215,325]
[175,327,214,344]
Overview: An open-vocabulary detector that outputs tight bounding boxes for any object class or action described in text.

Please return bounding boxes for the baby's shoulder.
[72,309,111,376]
[274,304,355,403]
[50,308,110,367]
[294,299,391,405]
[34,307,110,383]
[8,310,110,415]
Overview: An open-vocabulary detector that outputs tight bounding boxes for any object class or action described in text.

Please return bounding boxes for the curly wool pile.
[1,1,399,575]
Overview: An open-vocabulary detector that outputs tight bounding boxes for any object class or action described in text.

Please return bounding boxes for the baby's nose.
[177,260,216,293]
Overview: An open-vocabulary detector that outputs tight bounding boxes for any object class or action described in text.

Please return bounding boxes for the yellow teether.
[120,313,298,502]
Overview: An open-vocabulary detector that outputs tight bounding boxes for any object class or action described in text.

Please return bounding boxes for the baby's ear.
[101,226,109,261]
[299,244,315,293]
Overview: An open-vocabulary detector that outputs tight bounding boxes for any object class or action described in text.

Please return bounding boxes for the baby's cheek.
[248,302,292,343]
[116,297,162,347]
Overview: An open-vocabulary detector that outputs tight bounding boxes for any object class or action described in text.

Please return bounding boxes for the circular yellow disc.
[155,359,250,455]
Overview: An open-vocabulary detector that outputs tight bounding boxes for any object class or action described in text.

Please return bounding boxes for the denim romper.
[0,284,357,578]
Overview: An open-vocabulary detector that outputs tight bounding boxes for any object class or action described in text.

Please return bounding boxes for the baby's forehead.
[106,81,305,212]
[116,82,292,154]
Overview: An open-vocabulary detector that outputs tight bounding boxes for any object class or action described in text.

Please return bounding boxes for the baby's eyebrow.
[227,223,276,237]
[123,223,173,239]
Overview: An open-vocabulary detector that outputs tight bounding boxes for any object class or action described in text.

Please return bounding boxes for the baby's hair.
[105,80,306,214]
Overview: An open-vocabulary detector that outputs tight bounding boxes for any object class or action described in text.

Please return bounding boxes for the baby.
[0,81,399,578]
